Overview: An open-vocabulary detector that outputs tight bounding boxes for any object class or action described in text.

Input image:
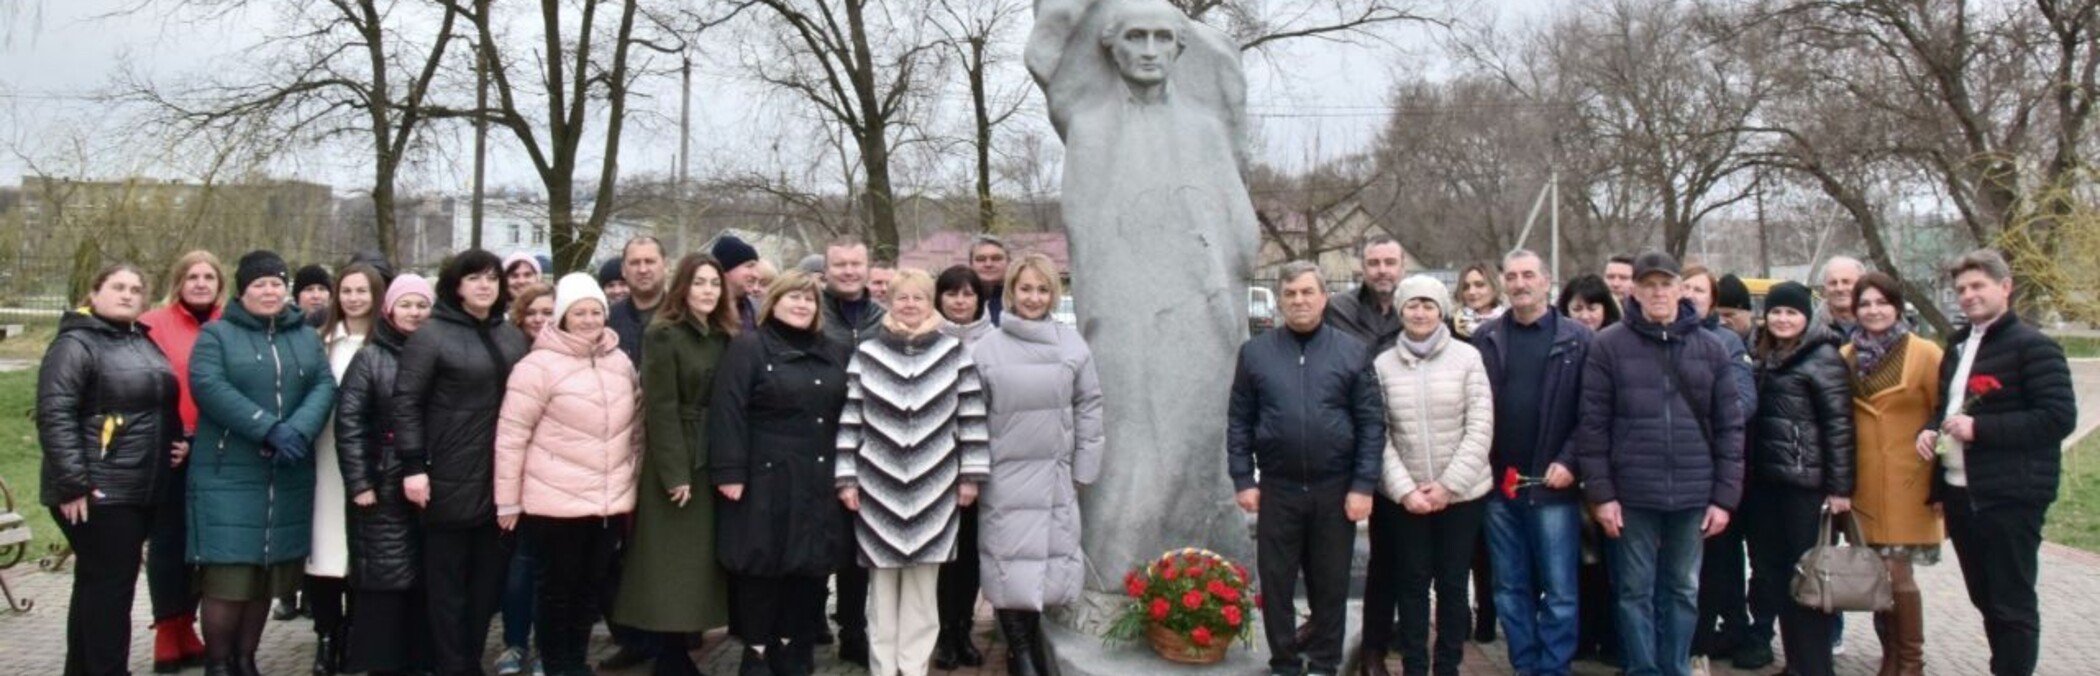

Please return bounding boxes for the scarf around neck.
[1850,321,1910,381]
[1400,323,1447,359]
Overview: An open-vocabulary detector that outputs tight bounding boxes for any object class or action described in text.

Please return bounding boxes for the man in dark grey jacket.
[1323,235,1406,353]
[1228,262,1384,676]
[813,235,884,666]
[1575,251,1745,676]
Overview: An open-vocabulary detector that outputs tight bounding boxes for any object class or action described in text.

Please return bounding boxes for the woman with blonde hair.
[1452,262,1505,339]
[711,270,851,675]
[137,250,224,671]
[970,254,1104,676]
[836,268,990,676]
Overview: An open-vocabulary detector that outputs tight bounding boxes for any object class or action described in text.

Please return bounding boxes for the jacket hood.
[1622,296,1704,341]
[220,298,306,332]
[370,313,409,353]
[60,308,147,338]
[534,323,620,358]
[998,313,1063,345]
[431,298,505,330]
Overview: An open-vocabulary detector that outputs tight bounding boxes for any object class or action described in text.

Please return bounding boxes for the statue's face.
[1109,16,1180,85]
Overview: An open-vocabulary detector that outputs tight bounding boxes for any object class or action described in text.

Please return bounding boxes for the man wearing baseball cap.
[1575,251,1746,676]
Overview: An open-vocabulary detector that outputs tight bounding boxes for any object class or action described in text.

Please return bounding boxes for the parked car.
[1053,294,1077,326]
[1247,286,1277,335]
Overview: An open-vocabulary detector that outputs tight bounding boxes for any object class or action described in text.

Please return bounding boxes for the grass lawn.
[2058,335,2100,360]
[2047,432,2100,552]
[0,369,53,556]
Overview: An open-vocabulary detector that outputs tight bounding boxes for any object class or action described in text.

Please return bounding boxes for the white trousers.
[867,564,942,676]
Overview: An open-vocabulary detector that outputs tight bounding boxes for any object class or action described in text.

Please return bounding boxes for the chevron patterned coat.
[835,324,991,568]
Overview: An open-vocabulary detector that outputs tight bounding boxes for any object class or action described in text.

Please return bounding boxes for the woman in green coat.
[612,253,737,675]
[187,250,336,676]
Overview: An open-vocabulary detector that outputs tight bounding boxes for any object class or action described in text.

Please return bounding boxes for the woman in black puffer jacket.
[335,274,436,674]
[392,250,530,675]
[38,263,186,676]
[1743,281,1856,676]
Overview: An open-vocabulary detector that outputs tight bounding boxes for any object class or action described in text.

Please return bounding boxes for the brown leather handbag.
[1790,507,1893,613]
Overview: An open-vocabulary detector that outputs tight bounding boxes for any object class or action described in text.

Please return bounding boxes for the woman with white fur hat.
[1368,274,1495,676]
[491,272,643,675]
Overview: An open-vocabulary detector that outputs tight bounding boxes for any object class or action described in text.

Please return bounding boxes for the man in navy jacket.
[1474,250,1592,676]
[1575,251,1745,676]
[1228,261,1384,676]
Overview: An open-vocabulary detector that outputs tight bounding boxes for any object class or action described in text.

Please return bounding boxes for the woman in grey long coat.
[969,254,1104,676]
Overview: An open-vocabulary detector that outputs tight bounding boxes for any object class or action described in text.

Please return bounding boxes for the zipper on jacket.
[1660,330,1676,505]
[264,318,283,560]
[1413,355,1439,488]
[1295,335,1309,492]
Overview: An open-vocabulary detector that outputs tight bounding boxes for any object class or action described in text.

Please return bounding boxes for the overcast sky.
[0,0,1553,197]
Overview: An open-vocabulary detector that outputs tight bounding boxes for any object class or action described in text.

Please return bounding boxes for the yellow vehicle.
[1738,277,1787,315]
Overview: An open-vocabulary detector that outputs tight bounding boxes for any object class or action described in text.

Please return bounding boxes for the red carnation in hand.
[1190,626,1214,647]
[1182,590,1204,610]
[1968,375,2003,396]
[1222,604,1243,627]
[1501,467,1521,499]
[1149,597,1170,621]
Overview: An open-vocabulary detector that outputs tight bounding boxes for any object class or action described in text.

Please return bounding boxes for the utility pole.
[1755,166,1770,277]
[1549,168,1560,283]
[678,54,693,251]
[470,1,489,251]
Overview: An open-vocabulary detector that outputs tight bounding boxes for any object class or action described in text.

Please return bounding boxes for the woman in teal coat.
[187,250,336,676]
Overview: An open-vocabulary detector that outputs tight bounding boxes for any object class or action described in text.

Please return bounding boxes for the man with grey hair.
[1325,235,1407,353]
[1919,249,2074,676]
[968,234,1010,324]
[1229,261,1383,676]
[1819,256,1866,334]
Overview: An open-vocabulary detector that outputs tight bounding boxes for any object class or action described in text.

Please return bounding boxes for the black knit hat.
[597,257,624,284]
[1716,274,1752,311]
[294,265,332,293]
[235,250,289,293]
[711,235,760,272]
[1765,281,1815,319]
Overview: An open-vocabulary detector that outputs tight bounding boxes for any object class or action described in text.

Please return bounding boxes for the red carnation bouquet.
[1105,547,1259,659]
[1501,467,1547,499]
[1935,374,2003,458]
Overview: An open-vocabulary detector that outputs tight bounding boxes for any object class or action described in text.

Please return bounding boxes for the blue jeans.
[503,535,537,649]
[1487,496,1582,676]
[1608,507,1705,676]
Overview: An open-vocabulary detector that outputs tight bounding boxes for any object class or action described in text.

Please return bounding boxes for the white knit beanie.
[1394,275,1450,318]
[552,272,608,323]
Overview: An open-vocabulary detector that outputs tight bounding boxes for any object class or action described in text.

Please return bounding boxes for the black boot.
[932,628,961,670]
[204,659,240,676]
[313,632,339,676]
[738,646,773,676]
[835,627,869,668]
[997,610,1043,676]
[951,621,985,667]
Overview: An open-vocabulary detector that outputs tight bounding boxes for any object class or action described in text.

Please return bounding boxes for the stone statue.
[1026,0,1260,631]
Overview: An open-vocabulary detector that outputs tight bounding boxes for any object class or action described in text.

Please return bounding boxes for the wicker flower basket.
[1145,622,1233,664]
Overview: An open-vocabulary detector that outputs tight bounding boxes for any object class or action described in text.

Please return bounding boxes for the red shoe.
[175,613,207,660]
[153,619,186,673]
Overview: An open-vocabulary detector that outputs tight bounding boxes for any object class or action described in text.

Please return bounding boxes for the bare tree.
[734,0,948,262]
[116,0,466,264]
[933,0,1028,233]
[1740,0,2100,332]
[1168,0,1446,52]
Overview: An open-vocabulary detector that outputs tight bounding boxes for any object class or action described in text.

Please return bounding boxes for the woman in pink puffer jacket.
[492,272,641,675]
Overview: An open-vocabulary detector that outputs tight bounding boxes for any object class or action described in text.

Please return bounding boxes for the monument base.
[1040,600,1362,676]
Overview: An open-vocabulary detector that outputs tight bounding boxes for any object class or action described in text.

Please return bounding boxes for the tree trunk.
[969,37,996,233]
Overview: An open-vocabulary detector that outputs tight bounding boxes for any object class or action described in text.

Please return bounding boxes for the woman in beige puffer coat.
[491,273,642,675]
[1373,274,1493,676]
